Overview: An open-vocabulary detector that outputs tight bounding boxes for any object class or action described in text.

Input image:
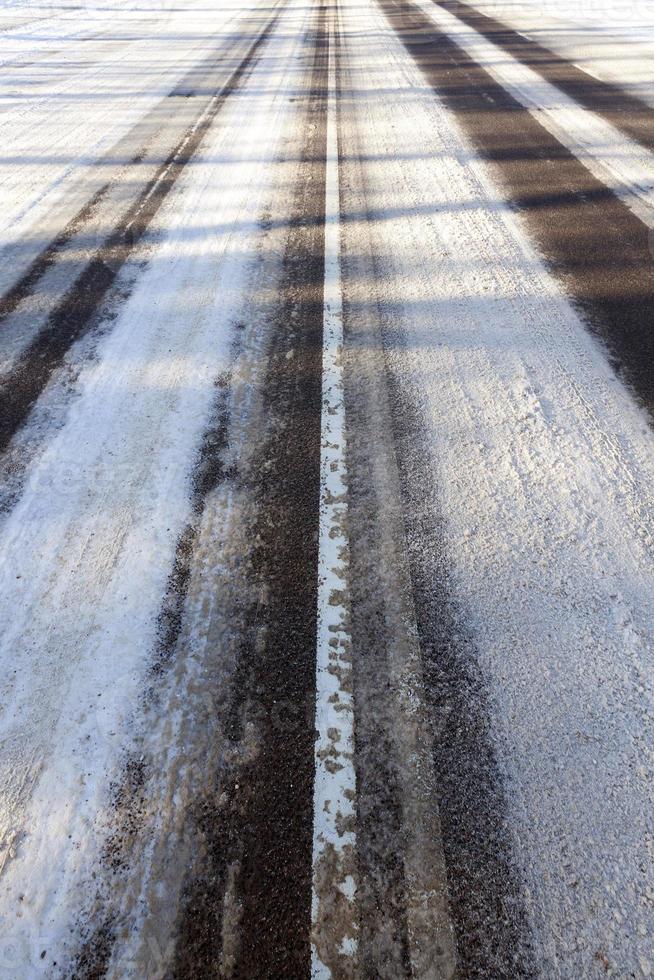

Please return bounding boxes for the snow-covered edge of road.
[311,9,359,976]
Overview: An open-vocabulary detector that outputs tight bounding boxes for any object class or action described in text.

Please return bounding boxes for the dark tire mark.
[337,32,413,979]
[68,368,238,980]
[171,7,329,977]
[381,0,654,418]
[435,0,654,154]
[338,56,536,968]
[0,7,280,455]
[382,337,538,979]
[344,371,414,980]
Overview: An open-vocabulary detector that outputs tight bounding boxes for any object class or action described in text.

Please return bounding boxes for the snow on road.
[341,0,654,972]
[0,0,307,969]
[0,0,244,293]
[416,0,654,230]
[0,0,653,973]
[466,0,654,106]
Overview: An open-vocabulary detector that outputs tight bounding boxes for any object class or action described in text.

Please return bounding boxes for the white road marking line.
[311,10,358,977]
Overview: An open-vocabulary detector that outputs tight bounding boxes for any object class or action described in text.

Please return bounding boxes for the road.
[0,0,653,975]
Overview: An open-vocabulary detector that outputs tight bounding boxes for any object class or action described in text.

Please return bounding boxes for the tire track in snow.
[418,0,654,232]
[311,7,359,977]
[0,3,245,305]
[0,2,244,297]
[338,3,537,973]
[69,368,237,979]
[0,3,280,457]
[138,4,332,975]
[337,8,462,975]
[381,0,654,417]
[0,1,297,969]
[55,1,322,967]
[433,0,654,155]
[341,0,654,971]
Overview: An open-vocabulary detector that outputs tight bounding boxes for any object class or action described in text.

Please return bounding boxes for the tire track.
[343,0,654,972]
[69,367,237,980]
[0,3,279,456]
[164,6,330,975]
[0,2,299,968]
[433,0,654,154]
[338,13,460,976]
[380,0,654,417]
[339,7,536,974]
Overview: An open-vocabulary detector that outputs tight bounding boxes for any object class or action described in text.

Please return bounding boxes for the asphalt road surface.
[0,0,653,976]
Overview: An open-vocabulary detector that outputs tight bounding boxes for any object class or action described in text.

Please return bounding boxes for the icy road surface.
[0,0,653,975]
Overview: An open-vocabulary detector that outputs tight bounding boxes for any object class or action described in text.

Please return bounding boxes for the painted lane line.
[311,10,359,978]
